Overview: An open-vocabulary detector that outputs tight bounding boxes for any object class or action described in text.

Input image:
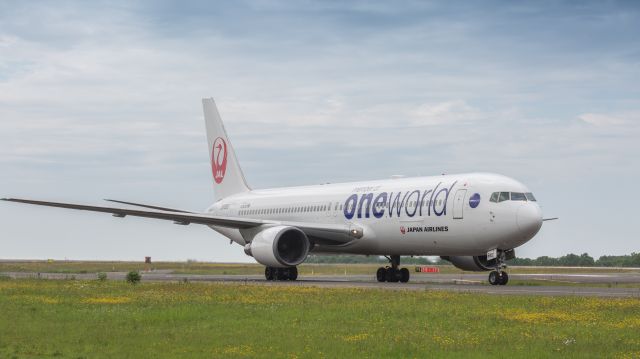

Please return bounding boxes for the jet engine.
[441,249,515,271]
[243,226,310,267]
[440,256,493,271]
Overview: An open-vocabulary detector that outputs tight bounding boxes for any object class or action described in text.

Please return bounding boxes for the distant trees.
[508,252,640,267]
[594,253,640,267]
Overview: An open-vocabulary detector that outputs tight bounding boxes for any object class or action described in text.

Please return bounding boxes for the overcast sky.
[1,1,639,262]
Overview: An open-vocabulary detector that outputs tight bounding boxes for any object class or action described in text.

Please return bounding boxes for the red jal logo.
[212,137,228,184]
[400,226,406,234]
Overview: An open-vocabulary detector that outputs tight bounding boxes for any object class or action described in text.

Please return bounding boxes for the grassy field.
[0,278,639,358]
[1,260,639,276]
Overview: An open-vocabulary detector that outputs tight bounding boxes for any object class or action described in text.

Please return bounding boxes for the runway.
[3,271,640,298]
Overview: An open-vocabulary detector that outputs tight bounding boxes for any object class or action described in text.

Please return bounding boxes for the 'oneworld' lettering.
[343,181,457,220]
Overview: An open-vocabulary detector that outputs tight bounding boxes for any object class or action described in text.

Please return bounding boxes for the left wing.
[2,198,258,228]
[2,198,360,244]
[103,199,194,213]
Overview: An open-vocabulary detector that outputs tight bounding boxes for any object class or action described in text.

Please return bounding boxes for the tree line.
[507,252,640,267]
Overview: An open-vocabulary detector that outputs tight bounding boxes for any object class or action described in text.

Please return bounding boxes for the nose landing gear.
[488,270,508,285]
[488,250,509,285]
[376,255,410,283]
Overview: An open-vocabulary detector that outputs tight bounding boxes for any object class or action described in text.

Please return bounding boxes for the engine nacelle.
[244,226,310,268]
[441,249,515,271]
[440,255,493,271]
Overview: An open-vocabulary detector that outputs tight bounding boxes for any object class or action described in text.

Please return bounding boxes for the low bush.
[126,271,141,284]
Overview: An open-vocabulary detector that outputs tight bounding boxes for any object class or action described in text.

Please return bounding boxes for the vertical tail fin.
[202,98,250,200]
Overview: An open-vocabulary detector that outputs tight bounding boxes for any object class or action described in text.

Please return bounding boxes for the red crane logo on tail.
[212,137,228,184]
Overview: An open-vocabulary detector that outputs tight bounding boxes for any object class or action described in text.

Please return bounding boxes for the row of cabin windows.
[240,204,335,216]
[238,199,445,216]
[489,192,537,203]
[375,199,443,208]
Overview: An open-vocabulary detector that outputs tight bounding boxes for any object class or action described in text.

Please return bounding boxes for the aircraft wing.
[103,199,195,213]
[1,198,358,244]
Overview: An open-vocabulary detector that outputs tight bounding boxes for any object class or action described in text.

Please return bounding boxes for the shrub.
[97,272,107,281]
[126,271,141,284]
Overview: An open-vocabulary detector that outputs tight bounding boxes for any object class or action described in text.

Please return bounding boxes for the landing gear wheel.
[265,267,275,281]
[289,267,298,281]
[488,270,500,285]
[386,269,400,283]
[499,271,508,285]
[399,268,410,283]
[276,268,289,281]
[376,256,411,283]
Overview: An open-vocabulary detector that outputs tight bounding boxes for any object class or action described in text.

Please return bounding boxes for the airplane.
[2,98,554,285]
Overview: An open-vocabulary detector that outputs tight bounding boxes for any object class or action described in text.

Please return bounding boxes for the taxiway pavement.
[3,271,640,298]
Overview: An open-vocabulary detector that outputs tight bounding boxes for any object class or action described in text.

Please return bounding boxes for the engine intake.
[244,226,310,267]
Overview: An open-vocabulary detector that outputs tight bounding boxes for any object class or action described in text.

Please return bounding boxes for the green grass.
[0,278,639,358]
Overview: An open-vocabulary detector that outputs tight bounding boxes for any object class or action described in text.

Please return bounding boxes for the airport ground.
[1,261,640,358]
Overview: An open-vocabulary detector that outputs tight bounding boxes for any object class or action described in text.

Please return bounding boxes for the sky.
[1,0,639,262]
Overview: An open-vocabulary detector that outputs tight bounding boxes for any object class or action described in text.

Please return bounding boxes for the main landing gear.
[488,250,509,285]
[265,266,298,281]
[376,255,410,283]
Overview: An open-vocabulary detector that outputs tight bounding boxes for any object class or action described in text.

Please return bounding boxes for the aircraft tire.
[276,268,288,281]
[265,267,275,281]
[386,269,400,283]
[399,268,410,283]
[376,267,387,282]
[499,271,509,285]
[488,271,500,285]
[289,267,298,281]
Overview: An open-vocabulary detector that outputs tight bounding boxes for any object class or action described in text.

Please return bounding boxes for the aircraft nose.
[516,203,543,239]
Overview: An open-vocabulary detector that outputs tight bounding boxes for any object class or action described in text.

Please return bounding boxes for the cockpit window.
[491,191,537,203]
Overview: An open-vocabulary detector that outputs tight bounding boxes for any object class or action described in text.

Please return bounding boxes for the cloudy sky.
[1,1,638,262]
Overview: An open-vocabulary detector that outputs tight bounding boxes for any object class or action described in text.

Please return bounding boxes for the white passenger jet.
[3,98,553,285]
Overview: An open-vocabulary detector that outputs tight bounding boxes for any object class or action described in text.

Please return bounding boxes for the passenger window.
[511,192,526,201]
[498,192,510,202]
[490,192,498,202]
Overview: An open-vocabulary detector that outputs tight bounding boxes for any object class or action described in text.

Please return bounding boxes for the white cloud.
[408,100,484,125]
[578,112,637,126]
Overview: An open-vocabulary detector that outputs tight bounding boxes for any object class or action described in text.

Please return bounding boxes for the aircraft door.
[453,189,466,219]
